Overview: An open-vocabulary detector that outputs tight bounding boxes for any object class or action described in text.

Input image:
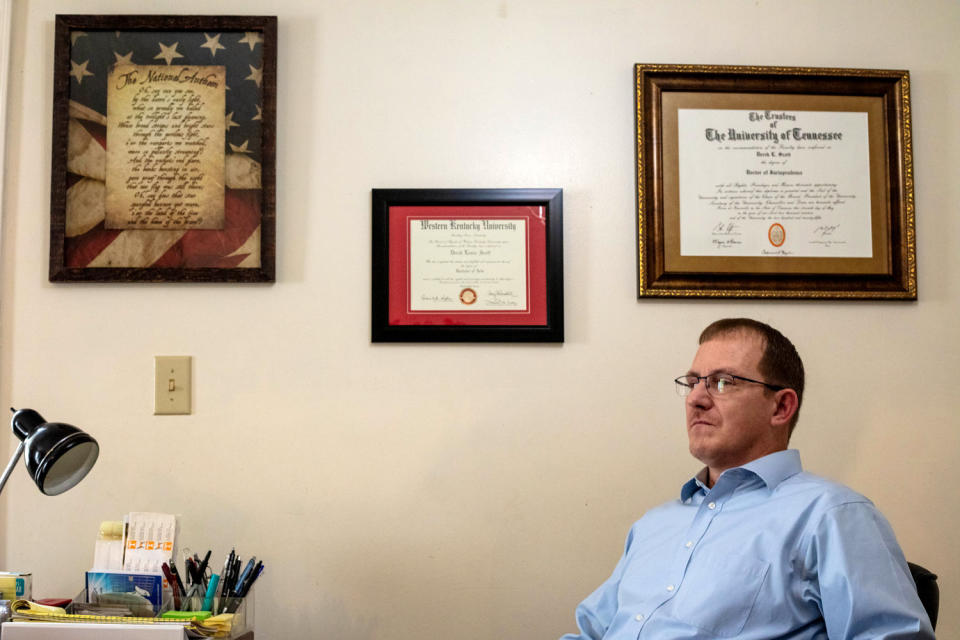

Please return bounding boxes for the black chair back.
[908,562,938,630]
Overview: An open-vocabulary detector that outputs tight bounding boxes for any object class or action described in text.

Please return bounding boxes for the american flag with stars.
[61,24,269,272]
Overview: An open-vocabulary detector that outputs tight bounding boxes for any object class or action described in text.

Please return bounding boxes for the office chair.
[908,562,938,630]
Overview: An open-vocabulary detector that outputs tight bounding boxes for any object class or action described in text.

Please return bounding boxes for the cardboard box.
[0,572,31,600]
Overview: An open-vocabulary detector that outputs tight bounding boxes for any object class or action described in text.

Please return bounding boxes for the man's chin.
[688,437,719,464]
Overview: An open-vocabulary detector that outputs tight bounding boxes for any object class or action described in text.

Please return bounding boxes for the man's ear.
[770,388,799,428]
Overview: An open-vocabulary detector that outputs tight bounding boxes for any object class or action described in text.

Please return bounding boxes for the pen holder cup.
[179,589,254,637]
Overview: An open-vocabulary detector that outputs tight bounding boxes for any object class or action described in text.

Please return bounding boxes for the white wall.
[2,1,957,638]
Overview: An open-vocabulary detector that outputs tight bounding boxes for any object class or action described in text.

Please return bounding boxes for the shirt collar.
[680,449,803,502]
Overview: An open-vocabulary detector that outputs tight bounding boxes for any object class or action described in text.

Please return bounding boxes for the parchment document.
[677,109,872,257]
[409,219,528,311]
[106,65,226,230]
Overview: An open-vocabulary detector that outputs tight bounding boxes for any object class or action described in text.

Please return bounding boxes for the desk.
[1,623,185,639]
[0,624,254,639]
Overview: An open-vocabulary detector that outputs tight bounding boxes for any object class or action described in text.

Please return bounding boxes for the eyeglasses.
[674,373,786,397]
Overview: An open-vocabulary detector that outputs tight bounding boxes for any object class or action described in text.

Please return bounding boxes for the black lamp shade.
[11,409,99,495]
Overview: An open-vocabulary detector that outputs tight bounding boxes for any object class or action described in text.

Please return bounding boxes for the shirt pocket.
[666,551,770,637]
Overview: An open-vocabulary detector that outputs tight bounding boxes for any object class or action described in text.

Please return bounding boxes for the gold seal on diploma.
[768,223,786,248]
[459,288,478,305]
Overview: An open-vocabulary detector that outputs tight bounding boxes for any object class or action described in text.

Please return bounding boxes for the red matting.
[388,205,548,326]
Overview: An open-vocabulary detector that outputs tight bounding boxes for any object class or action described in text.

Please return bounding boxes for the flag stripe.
[151,189,261,268]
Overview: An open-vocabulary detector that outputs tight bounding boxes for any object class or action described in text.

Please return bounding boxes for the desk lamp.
[0,408,99,496]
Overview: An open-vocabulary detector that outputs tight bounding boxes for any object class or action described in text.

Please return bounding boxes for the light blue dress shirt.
[561,450,934,639]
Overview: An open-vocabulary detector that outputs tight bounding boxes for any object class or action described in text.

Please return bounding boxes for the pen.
[185,557,198,585]
[219,550,235,613]
[219,551,232,584]
[229,557,241,602]
[161,562,181,611]
[228,557,241,609]
[203,573,220,612]
[196,550,211,588]
[169,560,187,608]
[238,561,263,597]
[183,582,203,608]
[232,557,256,597]
[226,563,263,614]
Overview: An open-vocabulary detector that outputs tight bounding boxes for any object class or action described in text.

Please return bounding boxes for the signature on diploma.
[420,294,454,303]
[813,224,840,237]
[712,222,742,237]
[487,289,519,306]
[711,238,743,249]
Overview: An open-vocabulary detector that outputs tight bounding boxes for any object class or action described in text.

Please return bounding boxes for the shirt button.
[635,614,644,621]
[685,541,693,548]
[666,585,675,592]
[707,501,716,510]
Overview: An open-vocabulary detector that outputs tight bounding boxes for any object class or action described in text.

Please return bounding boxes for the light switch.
[155,356,191,415]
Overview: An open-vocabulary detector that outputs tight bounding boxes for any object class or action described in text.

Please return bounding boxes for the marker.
[203,573,220,612]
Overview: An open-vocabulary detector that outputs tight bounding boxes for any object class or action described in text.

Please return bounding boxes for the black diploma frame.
[372,188,564,342]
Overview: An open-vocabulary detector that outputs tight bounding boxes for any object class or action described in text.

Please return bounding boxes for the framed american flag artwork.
[49,15,276,282]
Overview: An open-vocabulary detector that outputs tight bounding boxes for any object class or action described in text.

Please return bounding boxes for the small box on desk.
[79,571,164,616]
[0,573,31,600]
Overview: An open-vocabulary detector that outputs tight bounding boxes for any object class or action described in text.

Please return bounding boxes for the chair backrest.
[908,562,939,630]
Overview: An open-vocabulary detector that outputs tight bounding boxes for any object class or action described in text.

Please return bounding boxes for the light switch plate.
[155,356,191,415]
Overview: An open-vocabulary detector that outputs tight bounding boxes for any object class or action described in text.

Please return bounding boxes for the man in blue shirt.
[561,318,934,639]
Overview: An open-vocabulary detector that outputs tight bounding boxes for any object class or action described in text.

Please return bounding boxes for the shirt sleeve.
[804,501,935,639]
[559,526,635,640]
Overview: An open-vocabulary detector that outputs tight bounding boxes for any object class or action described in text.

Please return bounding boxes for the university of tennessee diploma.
[408,218,528,311]
[676,108,873,258]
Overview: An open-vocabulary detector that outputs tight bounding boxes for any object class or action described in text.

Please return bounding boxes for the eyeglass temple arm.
[0,441,26,496]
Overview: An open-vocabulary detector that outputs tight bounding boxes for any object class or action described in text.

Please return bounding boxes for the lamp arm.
[0,441,25,496]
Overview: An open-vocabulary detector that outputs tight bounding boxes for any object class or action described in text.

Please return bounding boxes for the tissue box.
[84,571,164,615]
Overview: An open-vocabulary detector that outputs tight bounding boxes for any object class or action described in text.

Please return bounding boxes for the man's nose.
[686,378,713,408]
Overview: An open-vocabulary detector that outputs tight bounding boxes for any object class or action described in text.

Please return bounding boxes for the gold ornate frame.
[635,64,916,299]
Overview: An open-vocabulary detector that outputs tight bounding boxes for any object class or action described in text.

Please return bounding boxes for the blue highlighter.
[202,574,221,612]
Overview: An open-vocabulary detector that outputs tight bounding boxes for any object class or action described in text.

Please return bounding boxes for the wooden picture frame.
[50,14,276,282]
[372,189,564,342]
[635,64,916,299]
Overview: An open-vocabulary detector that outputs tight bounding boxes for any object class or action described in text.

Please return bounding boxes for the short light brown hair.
[699,318,805,433]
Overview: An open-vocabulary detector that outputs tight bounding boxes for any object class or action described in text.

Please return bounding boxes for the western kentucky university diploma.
[676,109,873,258]
[105,64,226,230]
[409,219,528,311]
